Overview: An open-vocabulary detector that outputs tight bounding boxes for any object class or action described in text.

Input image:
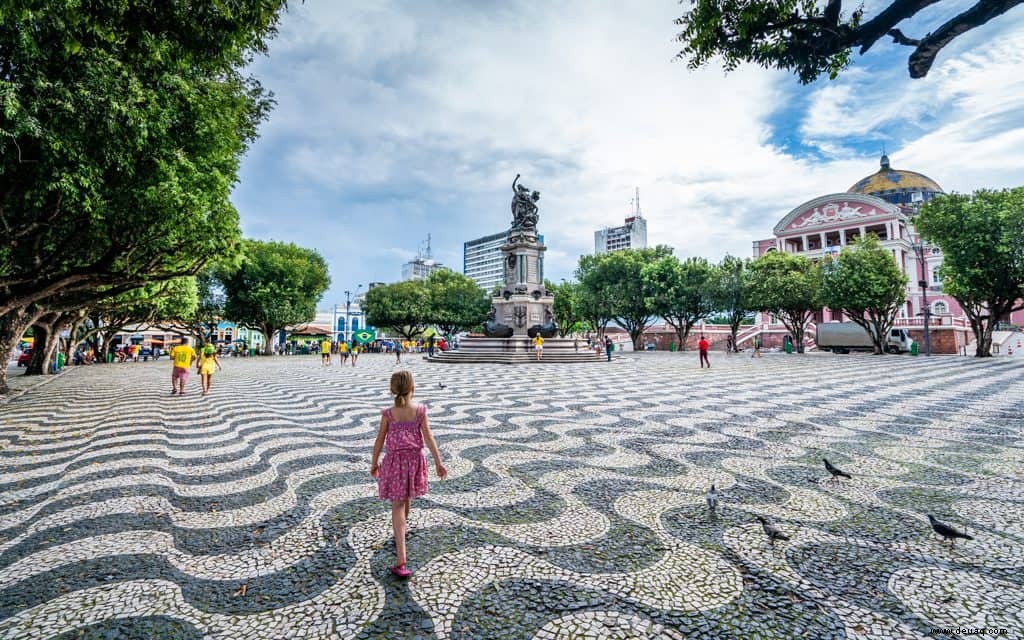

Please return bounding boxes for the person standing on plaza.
[532,334,544,361]
[370,370,447,578]
[169,338,196,395]
[339,339,349,365]
[427,335,435,358]
[698,335,711,369]
[320,338,332,366]
[604,336,614,362]
[350,340,360,367]
[725,335,733,356]
[395,339,403,364]
[752,335,762,358]
[196,343,223,396]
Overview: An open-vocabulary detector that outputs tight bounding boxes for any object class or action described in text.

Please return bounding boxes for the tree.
[547,279,586,337]
[822,235,909,354]
[709,255,752,352]
[426,270,490,336]
[0,1,285,392]
[916,188,1024,357]
[643,255,715,351]
[363,280,432,341]
[747,251,822,353]
[674,0,1024,83]
[220,241,331,355]
[578,247,673,349]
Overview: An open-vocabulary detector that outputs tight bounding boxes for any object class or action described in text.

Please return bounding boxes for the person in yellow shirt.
[338,339,349,365]
[350,340,360,367]
[196,343,223,396]
[532,335,544,361]
[169,338,197,395]
[320,338,332,366]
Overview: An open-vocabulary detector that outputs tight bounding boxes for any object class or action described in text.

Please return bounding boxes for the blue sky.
[231,1,1024,307]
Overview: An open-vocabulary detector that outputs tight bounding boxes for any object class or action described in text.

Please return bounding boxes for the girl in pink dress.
[370,370,447,578]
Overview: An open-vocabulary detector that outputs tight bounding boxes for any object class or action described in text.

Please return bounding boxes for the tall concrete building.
[464,230,545,290]
[402,234,445,281]
[595,188,648,254]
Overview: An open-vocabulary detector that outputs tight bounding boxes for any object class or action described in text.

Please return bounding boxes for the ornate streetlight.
[912,243,932,356]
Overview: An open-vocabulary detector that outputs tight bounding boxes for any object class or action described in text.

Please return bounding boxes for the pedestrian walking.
[604,336,614,362]
[427,335,435,358]
[196,343,223,396]
[369,370,447,579]
[752,336,762,358]
[339,339,349,365]
[574,338,579,352]
[698,335,711,369]
[169,338,196,395]
[725,335,733,355]
[320,338,331,366]
[395,339,403,364]
[350,340,360,366]
[532,334,544,361]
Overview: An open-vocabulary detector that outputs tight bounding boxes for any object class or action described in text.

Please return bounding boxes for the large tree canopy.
[916,188,1024,357]
[362,280,432,341]
[675,0,1023,82]
[822,235,909,354]
[425,270,490,336]
[220,240,331,355]
[747,251,822,353]
[578,246,673,349]
[642,255,715,351]
[0,0,287,391]
[708,255,752,352]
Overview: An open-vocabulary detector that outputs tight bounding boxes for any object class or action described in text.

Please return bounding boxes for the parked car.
[139,347,153,361]
[17,348,32,366]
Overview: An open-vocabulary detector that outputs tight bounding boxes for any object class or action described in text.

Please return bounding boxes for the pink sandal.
[389,564,412,578]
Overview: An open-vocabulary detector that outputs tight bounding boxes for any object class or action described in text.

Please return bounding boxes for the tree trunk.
[0,306,43,394]
[674,325,686,352]
[783,311,808,353]
[25,313,61,376]
[262,326,276,355]
[975,314,994,357]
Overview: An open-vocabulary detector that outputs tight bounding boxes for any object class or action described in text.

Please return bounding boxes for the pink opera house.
[644,155,1024,354]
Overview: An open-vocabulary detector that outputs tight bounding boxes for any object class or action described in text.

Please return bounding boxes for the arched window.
[351,318,360,332]
[337,318,346,332]
[932,301,948,315]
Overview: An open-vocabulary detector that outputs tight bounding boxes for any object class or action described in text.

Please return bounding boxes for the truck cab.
[886,328,913,353]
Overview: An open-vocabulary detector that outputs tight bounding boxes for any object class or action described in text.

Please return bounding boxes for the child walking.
[370,370,447,578]
[196,343,223,396]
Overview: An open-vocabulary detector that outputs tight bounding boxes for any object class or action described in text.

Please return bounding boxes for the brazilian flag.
[353,329,376,344]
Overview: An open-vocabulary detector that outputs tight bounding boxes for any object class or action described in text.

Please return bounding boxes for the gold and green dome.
[848,155,943,206]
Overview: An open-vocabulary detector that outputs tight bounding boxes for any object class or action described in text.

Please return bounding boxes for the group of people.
[168,338,222,396]
[319,339,362,367]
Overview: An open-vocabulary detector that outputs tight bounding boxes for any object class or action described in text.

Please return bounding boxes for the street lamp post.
[344,285,363,344]
[913,243,932,356]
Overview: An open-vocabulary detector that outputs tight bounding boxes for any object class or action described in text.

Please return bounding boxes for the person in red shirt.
[698,335,710,369]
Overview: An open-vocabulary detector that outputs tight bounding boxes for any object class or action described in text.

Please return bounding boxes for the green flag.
[353,329,376,344]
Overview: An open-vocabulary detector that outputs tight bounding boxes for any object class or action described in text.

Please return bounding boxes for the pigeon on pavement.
[823,458,852,482]
[705,485,718,515]
[756,516,790,545]
[928,514,973,545]
[438,382,447,389]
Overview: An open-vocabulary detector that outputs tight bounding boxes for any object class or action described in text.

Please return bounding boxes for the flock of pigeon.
[705,458,974,546]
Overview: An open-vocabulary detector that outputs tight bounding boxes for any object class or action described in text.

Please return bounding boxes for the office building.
[595,189,648,254]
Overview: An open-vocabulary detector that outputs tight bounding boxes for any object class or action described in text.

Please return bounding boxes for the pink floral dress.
[377,404,429,501]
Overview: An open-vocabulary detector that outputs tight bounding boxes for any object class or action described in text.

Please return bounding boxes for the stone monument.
[484,174,558,339]
[430,175,600,364]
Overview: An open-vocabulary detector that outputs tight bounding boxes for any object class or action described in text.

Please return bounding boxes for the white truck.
[815,322,914,354]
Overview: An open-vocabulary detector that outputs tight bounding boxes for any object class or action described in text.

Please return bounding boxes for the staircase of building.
[429,336,606,364]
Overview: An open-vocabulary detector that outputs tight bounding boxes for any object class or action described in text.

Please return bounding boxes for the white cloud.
[235,1,1024,305]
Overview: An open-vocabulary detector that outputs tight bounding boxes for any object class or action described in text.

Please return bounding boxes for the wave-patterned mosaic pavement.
[0,353,1022,639]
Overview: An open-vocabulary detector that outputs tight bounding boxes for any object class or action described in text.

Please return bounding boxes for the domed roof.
[849,155,943,199]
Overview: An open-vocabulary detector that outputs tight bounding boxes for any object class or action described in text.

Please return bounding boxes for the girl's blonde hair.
[390,370,415,407]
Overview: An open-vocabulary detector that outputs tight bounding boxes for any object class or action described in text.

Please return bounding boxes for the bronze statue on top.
[511,174,540,234]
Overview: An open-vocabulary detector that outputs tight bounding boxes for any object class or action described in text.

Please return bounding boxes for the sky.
[231,1,1024,308]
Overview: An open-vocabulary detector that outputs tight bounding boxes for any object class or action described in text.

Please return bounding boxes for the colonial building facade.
[748,155,1023,354]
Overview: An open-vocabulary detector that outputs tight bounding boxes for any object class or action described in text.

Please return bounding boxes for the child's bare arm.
[420,414,447,479]
[370,416,388,476]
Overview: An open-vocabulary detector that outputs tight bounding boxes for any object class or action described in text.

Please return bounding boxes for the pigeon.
[823,458,852,482]
[928,515,973,545]
[705,485,718,515]
[438,382,447,389]
[756,516,790,545]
